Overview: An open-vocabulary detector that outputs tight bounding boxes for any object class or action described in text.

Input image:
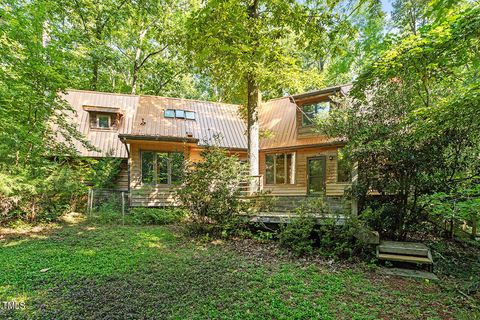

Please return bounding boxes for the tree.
[318,3,480,239]
[186,0,355,191]
[392,0,429,35]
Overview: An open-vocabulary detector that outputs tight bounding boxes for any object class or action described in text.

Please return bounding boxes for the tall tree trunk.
[247,75,260,194]
[131,24,147,94]
[247,0,260,194]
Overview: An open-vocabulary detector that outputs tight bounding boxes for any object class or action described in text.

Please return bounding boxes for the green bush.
[129,207,186,225]
[278,197,371,259]
[278,211,316,256]
[91,200,123,224]
[175,145,249,237]
[278,198,327,256]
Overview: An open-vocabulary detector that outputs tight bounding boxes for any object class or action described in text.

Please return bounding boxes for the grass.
[0,219,478,319]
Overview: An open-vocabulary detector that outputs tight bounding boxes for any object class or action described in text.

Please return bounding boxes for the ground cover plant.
[0,218,478,320]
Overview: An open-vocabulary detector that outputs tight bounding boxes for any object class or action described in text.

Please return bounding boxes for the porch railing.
[238,175,263,196]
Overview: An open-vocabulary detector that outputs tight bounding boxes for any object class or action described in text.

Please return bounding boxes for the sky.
[381,0,394,14]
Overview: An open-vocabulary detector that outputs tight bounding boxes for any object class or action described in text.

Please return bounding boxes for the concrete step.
[379,267,438,280]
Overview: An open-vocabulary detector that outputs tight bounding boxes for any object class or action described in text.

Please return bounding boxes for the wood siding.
[128,140,247,206]
[114,159,129,190]
[260,146,350,197]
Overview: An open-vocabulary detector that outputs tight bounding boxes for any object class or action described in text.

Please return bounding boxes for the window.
[165,109,195,120]
[265,153,295,184]
[175,110,185,118]
[301,101,330,126]
[97,114,110,128]
[185,111,195,120]
[141,151,184,185]
[337,149,351,183]
[164,109,175,118]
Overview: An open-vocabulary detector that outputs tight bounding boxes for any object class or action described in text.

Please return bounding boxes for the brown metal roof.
[59,86,348,157]
[127,95,247,149]
[259,97,341,150]
[59,90,139,158]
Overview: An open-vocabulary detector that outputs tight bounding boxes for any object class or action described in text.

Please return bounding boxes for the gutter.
[260,141,347,152]
[118,134,199,144]
[289,84,351,103]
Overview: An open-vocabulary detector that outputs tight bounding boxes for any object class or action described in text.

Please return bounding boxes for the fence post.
[90,189,94,215]
[121,191,125,226]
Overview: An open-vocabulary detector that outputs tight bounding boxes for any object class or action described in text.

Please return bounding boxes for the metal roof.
[59,86,349,157]
[259,97,342,150]
[290,84,352,101]
[126,95,248,149]
[59,90,139,158]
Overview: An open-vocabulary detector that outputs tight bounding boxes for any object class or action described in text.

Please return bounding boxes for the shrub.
[175,145,248,237]
[278,211,316,256]
[91,199,123,224]
[129,207,186,225]
[278,197,372,259]
[278,198,328,256]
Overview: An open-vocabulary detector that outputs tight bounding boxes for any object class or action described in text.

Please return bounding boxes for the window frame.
[175,110,185,118]
[96,114,111,129]
[301,101,330,127]
[185,111,196,120]
[141,150,184,186]
[164,109,175,118]
[265,152,295,185]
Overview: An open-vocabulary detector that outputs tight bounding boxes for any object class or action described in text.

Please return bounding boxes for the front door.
[307,156,326,195]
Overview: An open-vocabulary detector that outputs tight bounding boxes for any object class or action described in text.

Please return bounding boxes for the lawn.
[0,219,478,320]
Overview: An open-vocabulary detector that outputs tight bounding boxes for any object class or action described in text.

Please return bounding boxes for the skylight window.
[185,111,195,120]
[175,110,185,118]
[164,109,196,120]
[164,109,175,118]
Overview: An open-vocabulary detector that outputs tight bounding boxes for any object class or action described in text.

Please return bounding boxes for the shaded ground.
[0,219,478,319]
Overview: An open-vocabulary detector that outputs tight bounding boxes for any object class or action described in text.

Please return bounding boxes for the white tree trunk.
[247,76,261,194]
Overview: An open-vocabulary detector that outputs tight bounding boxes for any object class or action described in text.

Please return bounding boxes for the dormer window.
[83,106,122,130]
[301,101,330,127]
[164,109,196,120]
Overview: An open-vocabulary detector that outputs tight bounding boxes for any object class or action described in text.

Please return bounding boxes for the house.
[62,85,353,212]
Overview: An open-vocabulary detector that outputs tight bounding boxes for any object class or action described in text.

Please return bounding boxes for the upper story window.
[301,101,330,127]
[164,109,196,120]
[265,153,295,185]
[84,106,121,130]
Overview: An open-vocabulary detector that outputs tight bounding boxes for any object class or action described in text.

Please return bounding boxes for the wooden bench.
[376,241,433,271]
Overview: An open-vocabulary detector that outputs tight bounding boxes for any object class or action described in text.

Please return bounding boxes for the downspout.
[120,137,131,206]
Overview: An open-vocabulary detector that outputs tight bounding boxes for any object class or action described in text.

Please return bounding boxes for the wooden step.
[377,253,433,264]
[378,241,429,257]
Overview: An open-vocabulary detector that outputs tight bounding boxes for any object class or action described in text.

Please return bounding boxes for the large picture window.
[265,153,295,184]
[141,151,184,185]
[301,101,330,126]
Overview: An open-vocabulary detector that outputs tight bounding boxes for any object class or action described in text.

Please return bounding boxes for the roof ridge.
[139,94,242,108]
[66,88,140,97]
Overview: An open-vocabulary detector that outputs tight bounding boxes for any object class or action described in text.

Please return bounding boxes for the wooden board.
[378,241,429,257]
[377,253,433,264]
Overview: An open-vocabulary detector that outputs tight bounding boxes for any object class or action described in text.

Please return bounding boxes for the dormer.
[290,85,348,138]
[83,105,124,130]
